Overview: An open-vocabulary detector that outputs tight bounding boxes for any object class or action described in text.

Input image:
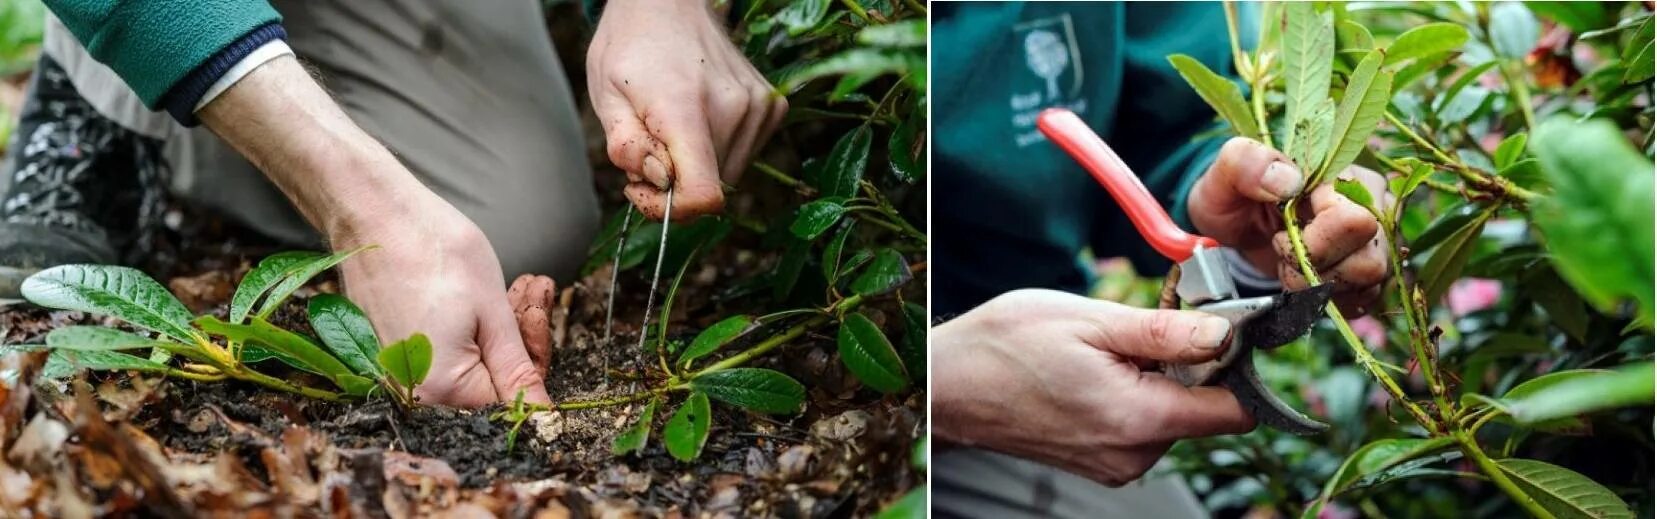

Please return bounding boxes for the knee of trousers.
[463,174,602,284]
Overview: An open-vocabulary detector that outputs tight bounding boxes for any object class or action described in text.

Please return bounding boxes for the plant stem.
[692,294,866,378]
[1383,111,1539,204]
[1282,204,1438,432]
[554,387,678,411]
[1500,63,1538,131]
[1457,431,1554,518]
[168,368,226,382]
[753,162,815,195]
[233,367,343,402]
[840,0,871,23]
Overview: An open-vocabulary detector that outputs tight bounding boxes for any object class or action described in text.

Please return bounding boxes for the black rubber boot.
[0,56,167,299]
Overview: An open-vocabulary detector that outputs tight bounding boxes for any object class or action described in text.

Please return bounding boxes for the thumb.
[478,297,552,405]
[1190,137,1305,211]
[1074,302,1234,364]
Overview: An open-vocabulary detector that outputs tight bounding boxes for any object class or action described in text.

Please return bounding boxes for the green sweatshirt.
[932,1,1250,315]
[43,0,281,108]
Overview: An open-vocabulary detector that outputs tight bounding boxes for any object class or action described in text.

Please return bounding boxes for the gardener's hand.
[199,56,550,408]
[931,289,1256,487]
[1186,137,1392,315]
[587,0,788,221]
[330,197,552,408]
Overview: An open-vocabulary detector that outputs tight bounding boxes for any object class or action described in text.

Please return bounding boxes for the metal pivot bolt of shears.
[1036,108,1332,435]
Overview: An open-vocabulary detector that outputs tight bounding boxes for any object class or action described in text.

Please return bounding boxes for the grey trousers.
[43,0,600,281]
[933,448,1207,519]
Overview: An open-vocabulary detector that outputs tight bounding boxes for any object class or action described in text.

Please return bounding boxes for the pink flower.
[1446,278,1503,316]
[1349,316,1387,350]
[1319,503,1359,519]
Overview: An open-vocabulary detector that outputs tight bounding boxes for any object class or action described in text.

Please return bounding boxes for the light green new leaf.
[664,392,712,461]
[196,315,365,387]
[837,313,909,393]
[307,294,383,377]
[1166,54,1261,142]
[377,333,433,389]
[1333,177,1375,212]
[1290,98,1335,172]
[1398,163,1435,199]
[611,397,659,456]
[678,315,755,368]
[690,368,806,415]
[1382,23,1469,67]
[778,48,923,94]
[790,198,848,240]
[255,247,370,320]
[1503,364,1654,426]
[873,486,927,519]
[1280,2,1333,152]
[1489,2,1542,59]
[1335,19,1373,52]
[21,265,197,343]
[1530,117,1655,323]
[848,248,912,296]
[229,251,323,324]
[1493,132,1528,170]
[1497,459,1635,519]
[1319,51,1393,181]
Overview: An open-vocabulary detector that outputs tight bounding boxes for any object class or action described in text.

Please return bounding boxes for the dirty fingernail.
[1195,316,1233,349]
[643,155,669,189]
[1262,162,1305,200]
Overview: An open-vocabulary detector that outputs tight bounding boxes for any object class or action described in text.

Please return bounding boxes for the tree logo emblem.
[1024,29,1069,101]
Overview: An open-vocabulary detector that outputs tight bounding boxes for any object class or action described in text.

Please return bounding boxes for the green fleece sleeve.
[42,0,281,108]
[1091,1,1249,274]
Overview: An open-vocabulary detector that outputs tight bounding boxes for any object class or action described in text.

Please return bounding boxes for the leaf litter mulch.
[0,205,924,518]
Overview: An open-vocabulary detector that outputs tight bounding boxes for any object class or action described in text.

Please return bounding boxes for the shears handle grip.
[1036,108,1217,263]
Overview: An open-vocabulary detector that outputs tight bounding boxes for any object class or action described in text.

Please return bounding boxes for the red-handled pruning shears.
[1037,108,1332,435]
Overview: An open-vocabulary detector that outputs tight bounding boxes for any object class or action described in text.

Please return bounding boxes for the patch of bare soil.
[0,209,923,517]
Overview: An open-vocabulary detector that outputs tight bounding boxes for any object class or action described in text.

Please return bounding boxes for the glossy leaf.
[1409,203,1481,255]
[611,397,659,455]
[899,302,927,383]
[821,221,857,281]
[778,48,922,94]
[857,19,924,48]
[691,368,805,415]
[1432,61,1499,115]
[255,247,369,320]
[21,265,197,343]
[663,392,712,461]
[818,126,873,199]
[230,251,324,324]
[1167,54,1261,142]
[1382,23,1469,67]
[1503,364,1654,425]
[774,0,830,36]
[1531,117,1655,323]
[790,198,849,240]
[1523,268,1589,343]
[889,115,923,183]
[1281,2,1333,152]
[679,315,755,368]
[838,313,909,393]
[1320,51,1393,180]
[848,248,911,296]
[1319,437,1455,500]
[377,333,433,389]
[771,238,810,300]
[196,315,361,382]
[306,294,382,377]
[1497,459,1634,519]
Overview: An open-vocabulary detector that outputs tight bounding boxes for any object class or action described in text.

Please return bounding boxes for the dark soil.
[0,201,924,517]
